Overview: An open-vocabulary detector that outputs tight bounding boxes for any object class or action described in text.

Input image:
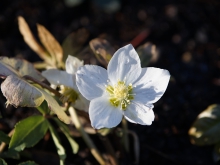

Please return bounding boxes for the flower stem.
[122,118,129,153]
[0,129,14,153]
[68,106,106,165]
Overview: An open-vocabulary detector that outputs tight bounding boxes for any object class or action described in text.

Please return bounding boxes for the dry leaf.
[37,24,63,66]
[137,42,159,67]
[18,16,49,62]
[0,61,20,77]
[38,88,71,124]
[62,29,89,61]
[0,56,45,81]
[1,74,70,124]
[1,75,44,107]
[89,38,115,67]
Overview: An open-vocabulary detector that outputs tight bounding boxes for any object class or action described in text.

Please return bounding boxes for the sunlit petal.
[89,95,123,129]
[124,102,154,125]
[107,44,142,85]
[76,65,108,100]
[133,67,170,104]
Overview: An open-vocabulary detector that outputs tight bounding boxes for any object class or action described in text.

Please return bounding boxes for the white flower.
[76,44,170,129]
[42,55,89,111]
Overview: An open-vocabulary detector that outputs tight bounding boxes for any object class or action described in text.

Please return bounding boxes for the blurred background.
[1,0,220,164]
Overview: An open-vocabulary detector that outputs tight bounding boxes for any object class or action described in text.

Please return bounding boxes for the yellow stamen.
[106,81,134,110]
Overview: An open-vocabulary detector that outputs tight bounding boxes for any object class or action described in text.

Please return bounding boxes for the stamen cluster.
[106,81,134,110]
[60,86,78,103]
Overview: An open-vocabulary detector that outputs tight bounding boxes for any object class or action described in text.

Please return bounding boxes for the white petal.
[76,65,108,100]
[73,94,90,112]
[89,95,123,129]
[42,69,76,89]
[107,44,142,85]
[133,67,170,104]
[124,102,154,125]
[65,55,84,74]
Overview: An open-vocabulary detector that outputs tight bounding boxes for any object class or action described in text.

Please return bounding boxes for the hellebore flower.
[42,55,89,111]
[76,44,170,129]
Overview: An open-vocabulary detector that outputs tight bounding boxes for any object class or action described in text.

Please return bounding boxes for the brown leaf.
[37,24,63,66]
[18,16,49,62]
[137,42,159,67]
[0,61,20,77]
[62,29,89,61]
[0,56,45,81]
[1,75,44,107]
[89,38,115,67]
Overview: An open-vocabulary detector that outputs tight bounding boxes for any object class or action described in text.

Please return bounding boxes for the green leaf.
[9,115,49,151]
[38,88,70,124]
[18,161,38,165]
[37,100,50,115]
[0,158,7,165]
[189,104,220,146]
[1,75,44,108]
[0,131,10,144]
[0,150,20,159]
[0,57,45,81]
[89,38,114,67]
[48,123,66,164]
[136,42,158,67]
[54,118,79,154]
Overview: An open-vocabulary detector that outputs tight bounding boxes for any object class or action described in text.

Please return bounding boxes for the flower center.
[60,86,78,103]
[106,81,134,110]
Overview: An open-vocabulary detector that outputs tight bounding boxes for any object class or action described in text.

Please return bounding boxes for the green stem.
[0,129,14,153]
[122,118,129,153]
[48,123,66,165]
[68,106,106,165]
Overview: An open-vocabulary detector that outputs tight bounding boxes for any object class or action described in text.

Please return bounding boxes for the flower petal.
[76,65,108,100]
[73,94,90,112]
[66,55,84,74]
[107,44,142,85]
[133,67,170,104]
[124,102,154,125]
[42,69,76,89]
[89,95,123,129]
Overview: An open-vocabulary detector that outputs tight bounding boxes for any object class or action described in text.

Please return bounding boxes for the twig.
[99,135,118,165]
[130,29,150,47]
[23,75,61,97]
[69,106,106,165]
[128,130,140,165]
[0,129,15,153]
[122,118,129,153]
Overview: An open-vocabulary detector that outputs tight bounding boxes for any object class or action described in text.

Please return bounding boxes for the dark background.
[1,0,220,164]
